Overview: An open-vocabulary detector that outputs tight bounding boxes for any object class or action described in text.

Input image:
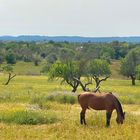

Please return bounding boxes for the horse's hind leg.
[106,111,112,127]
[80,109,86,125]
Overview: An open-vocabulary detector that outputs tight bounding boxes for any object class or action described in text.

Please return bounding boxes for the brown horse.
[78,92,125,127]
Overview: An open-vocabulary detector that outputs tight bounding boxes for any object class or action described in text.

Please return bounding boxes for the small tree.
[2,65,16,85]
[33,54,41,66]
[46,53,57,64]
[6,50,16,64]
[59,48,75,62]
[120,47,140,85]
[88,59,111,89]
[48,61,80,92]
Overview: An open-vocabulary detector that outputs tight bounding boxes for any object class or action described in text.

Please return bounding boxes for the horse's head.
[116,112,125,124]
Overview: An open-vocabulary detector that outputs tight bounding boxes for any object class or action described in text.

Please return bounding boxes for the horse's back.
[78,92,116,110]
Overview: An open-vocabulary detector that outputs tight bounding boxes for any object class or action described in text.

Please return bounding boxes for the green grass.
[0,109,59,125]
[1,61,46,75]
[0,75,140,104]
[0,75,140,139]
[110,60,124,79]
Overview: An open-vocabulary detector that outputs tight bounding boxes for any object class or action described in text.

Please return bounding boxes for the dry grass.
[0,103,139,140]
[0,75,140,139]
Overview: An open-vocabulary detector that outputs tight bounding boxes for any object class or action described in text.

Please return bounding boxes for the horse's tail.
[77,94,81,103]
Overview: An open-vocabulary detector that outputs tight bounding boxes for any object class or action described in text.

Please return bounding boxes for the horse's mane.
[113,95,124,118]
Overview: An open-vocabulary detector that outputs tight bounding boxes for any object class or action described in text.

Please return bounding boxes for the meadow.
[0,74,140,140]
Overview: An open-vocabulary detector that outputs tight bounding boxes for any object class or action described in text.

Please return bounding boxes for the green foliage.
[41,63,52,74]
[6,50,16,64]
[48,60,81,81]
[88,59,111,77]
[33,54,41,66]
[46,93,77,104]
[120,47,140,77]
[59,48,75,62]
[30,92,77,107]
[0,50,5,64]
[48,60,88,92]
[136,65,140,80]
[48,59,111,91]
[0,41,138,66]
[0,109,59,125]
[100,46,115,62]
[46,53,57,64]
[2,64,13,72]
[111,41,130,59]
[48,61,63,79]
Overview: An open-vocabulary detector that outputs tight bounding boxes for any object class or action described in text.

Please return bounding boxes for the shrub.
[0,109,59,125]
[30,96,45,108]
[46,93,77,104]
[6,51,16,64]
[31,93,77,107]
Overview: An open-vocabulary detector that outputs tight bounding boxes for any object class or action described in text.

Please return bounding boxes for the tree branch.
[73,77,91,91]
[99,76,109,83]
[93,86,100,93]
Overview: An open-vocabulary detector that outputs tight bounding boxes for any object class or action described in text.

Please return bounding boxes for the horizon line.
[1,35,140,38]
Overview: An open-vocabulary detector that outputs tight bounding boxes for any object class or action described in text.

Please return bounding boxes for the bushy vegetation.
[0,41,139,66]
[30,93,77,109]
[46,93,77,104]
[0,109,59,125]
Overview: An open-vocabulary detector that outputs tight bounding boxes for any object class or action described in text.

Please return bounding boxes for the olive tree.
[135,65,140,80]
[120,47,140,85]
[2,65,16,85]
[88,59,111,89]
[48,60,91,92]
[48,61,79,92]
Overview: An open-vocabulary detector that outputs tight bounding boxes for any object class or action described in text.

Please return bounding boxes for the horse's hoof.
[106,125,110,128]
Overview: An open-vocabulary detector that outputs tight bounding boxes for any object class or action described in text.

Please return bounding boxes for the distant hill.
[0,35,140,43]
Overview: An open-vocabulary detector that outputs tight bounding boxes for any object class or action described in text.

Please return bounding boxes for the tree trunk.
[71,82,79,92]
[130,75,136,85]
[93,76,109,93]
[5,73,16,85]
[73,77,92,92]
[72,87,77,93]
[93,76,100,92]
[95,81,100,88]
[66,79,79,93]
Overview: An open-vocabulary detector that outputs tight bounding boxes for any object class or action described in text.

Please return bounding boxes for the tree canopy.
[88,59,111,89]
[120,47,140,85]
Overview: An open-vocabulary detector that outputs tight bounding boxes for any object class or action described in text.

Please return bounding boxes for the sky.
[0,0,140,37]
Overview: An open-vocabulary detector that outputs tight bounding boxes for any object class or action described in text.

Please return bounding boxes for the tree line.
[0,41,140,88]
[0,41,138,65]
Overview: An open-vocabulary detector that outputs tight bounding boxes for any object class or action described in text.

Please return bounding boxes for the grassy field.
[0,75,140,140]
[1,60,126,77]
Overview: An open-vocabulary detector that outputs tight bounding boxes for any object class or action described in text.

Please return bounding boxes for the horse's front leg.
[106,111,112,127]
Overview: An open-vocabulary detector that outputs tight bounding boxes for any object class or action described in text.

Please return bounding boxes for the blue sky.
[0,0,140,37]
